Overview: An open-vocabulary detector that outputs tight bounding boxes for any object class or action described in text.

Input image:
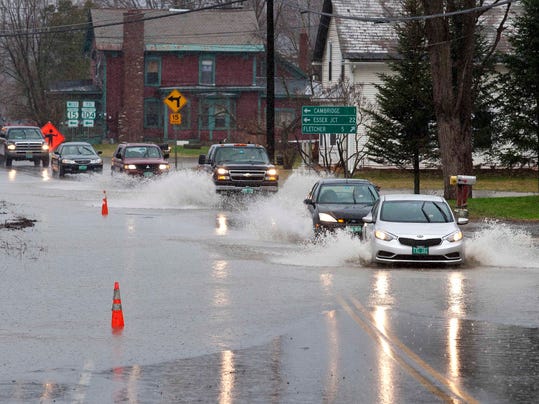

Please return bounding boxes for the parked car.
[0,125,50,167]
[361,194,468,265]
[111,142,170,177]
[198,143,278,194]
[50,142,103,177]
[304,178,380,237]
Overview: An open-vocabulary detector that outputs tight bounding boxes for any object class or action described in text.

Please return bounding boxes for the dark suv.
[0,126,50,167]
[198,143,278,194]
[111,142,170,177]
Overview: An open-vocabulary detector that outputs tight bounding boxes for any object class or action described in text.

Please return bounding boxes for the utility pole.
[266,0,275,162]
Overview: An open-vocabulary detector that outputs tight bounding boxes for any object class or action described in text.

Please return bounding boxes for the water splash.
[103,170,219,209]
[465,220,539,268]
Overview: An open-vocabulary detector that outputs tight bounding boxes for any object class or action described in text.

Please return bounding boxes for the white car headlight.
[266,168,277,176]
[374,229,396,241]
[159,164,169,170]
[125,164,137,170]
[62,159,76,164]
[90,158,102,164]
[216,167,228,175]
[7,144,16,150]
[445,230,463,242]
[318,212,337,223]
[42,144,49,151]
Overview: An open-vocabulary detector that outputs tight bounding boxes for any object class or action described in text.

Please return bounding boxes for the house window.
[275,109,295,128]
[144,99,163,128]
[328,42,333,82]
[145,58,161,86]
[200,56,215,85]
[200,98,235,129]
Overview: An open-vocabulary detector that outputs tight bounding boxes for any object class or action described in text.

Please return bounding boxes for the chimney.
[119,10,145,142]
[299,30,309,73]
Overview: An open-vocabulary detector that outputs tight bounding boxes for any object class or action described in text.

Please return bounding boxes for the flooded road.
[1,163,538,403]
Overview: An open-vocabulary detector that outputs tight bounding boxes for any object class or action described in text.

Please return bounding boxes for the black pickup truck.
[198,143,279,194]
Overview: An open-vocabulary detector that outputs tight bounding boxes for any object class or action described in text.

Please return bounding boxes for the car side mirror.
[163,152,170,159]
[362,213,374,223]
[303,198,314,206]
[198,154,206,165]
[97,150,103,155]
[457,217,469,225]
[115,152,122,159]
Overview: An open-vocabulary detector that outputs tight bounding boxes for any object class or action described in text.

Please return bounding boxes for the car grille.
[12,142,44,153]
[229,169,266,182]
[377,251,462,262]
[136,164,159,172]
[74,159,92,164]
[398,237,442,247]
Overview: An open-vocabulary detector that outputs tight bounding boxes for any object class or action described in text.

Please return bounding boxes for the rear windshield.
[7,128,44,140]
[380,200,453,223]
[214,147,270,164]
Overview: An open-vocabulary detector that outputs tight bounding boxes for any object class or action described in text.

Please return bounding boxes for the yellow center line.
[337,295,479,404]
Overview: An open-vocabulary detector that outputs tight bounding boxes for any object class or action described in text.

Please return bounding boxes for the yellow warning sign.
[170,113,182,125]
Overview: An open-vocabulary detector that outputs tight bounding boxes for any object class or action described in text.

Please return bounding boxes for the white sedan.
[362,194,468,265]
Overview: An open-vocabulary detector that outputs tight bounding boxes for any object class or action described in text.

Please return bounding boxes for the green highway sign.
[301,105,357,134]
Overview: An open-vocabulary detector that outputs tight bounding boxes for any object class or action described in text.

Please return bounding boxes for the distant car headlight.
[7,144,16,150]
[42,144,49,151]
[159,164,169,170]
[374,229,396,241]
[90,158,102,164]
[61,158,76,164]
[444,230,463,242]
[318,212,337,223]
[216,167,228,175]
[124,164,137,170]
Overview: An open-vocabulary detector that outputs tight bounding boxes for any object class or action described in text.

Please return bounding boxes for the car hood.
[318,203,373,218]
[122,158,168,164]
[377,221,459,237]
[217,163,274,170]
[61,154,100,160]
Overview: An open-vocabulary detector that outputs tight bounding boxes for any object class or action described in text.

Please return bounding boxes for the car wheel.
[34,159,40,167]
[42,155,50,168]
[5,157,12,167]
[59,166,65,177]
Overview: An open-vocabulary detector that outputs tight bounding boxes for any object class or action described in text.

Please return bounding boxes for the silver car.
[362,194,468,265]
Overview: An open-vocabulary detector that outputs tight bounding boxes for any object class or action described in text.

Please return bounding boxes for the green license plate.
[78,165,87,171]
[143,171,154,177]
[348,225,362,233]
[412,246,429,255]
[241,187,254,194]
[26,152,33,158]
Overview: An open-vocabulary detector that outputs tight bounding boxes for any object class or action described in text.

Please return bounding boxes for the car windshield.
[380,200,453,223]
[124,146,161,158]
[214,147,270,164]
[7,128,43,140]
[318,184,377,204]
[62,145,96,156]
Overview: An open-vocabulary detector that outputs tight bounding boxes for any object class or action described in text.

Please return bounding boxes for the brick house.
[85,7,310,145]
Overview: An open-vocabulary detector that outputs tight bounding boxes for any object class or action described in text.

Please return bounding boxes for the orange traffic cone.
[102,190,109,216]
[111,282,124,329]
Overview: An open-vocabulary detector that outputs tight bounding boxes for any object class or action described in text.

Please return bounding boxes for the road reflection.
[447,272,464,379]
[215,214,228,236]
[219,350,235,404]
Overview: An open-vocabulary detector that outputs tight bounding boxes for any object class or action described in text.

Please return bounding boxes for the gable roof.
[313,0,519,63]
[89,8,264,52]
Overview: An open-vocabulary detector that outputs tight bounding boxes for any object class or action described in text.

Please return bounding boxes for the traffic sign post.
[301,106,357,134]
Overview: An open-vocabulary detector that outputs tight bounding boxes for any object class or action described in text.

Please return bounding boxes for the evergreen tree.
[365,0,437,193]
[496,0,539,171]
